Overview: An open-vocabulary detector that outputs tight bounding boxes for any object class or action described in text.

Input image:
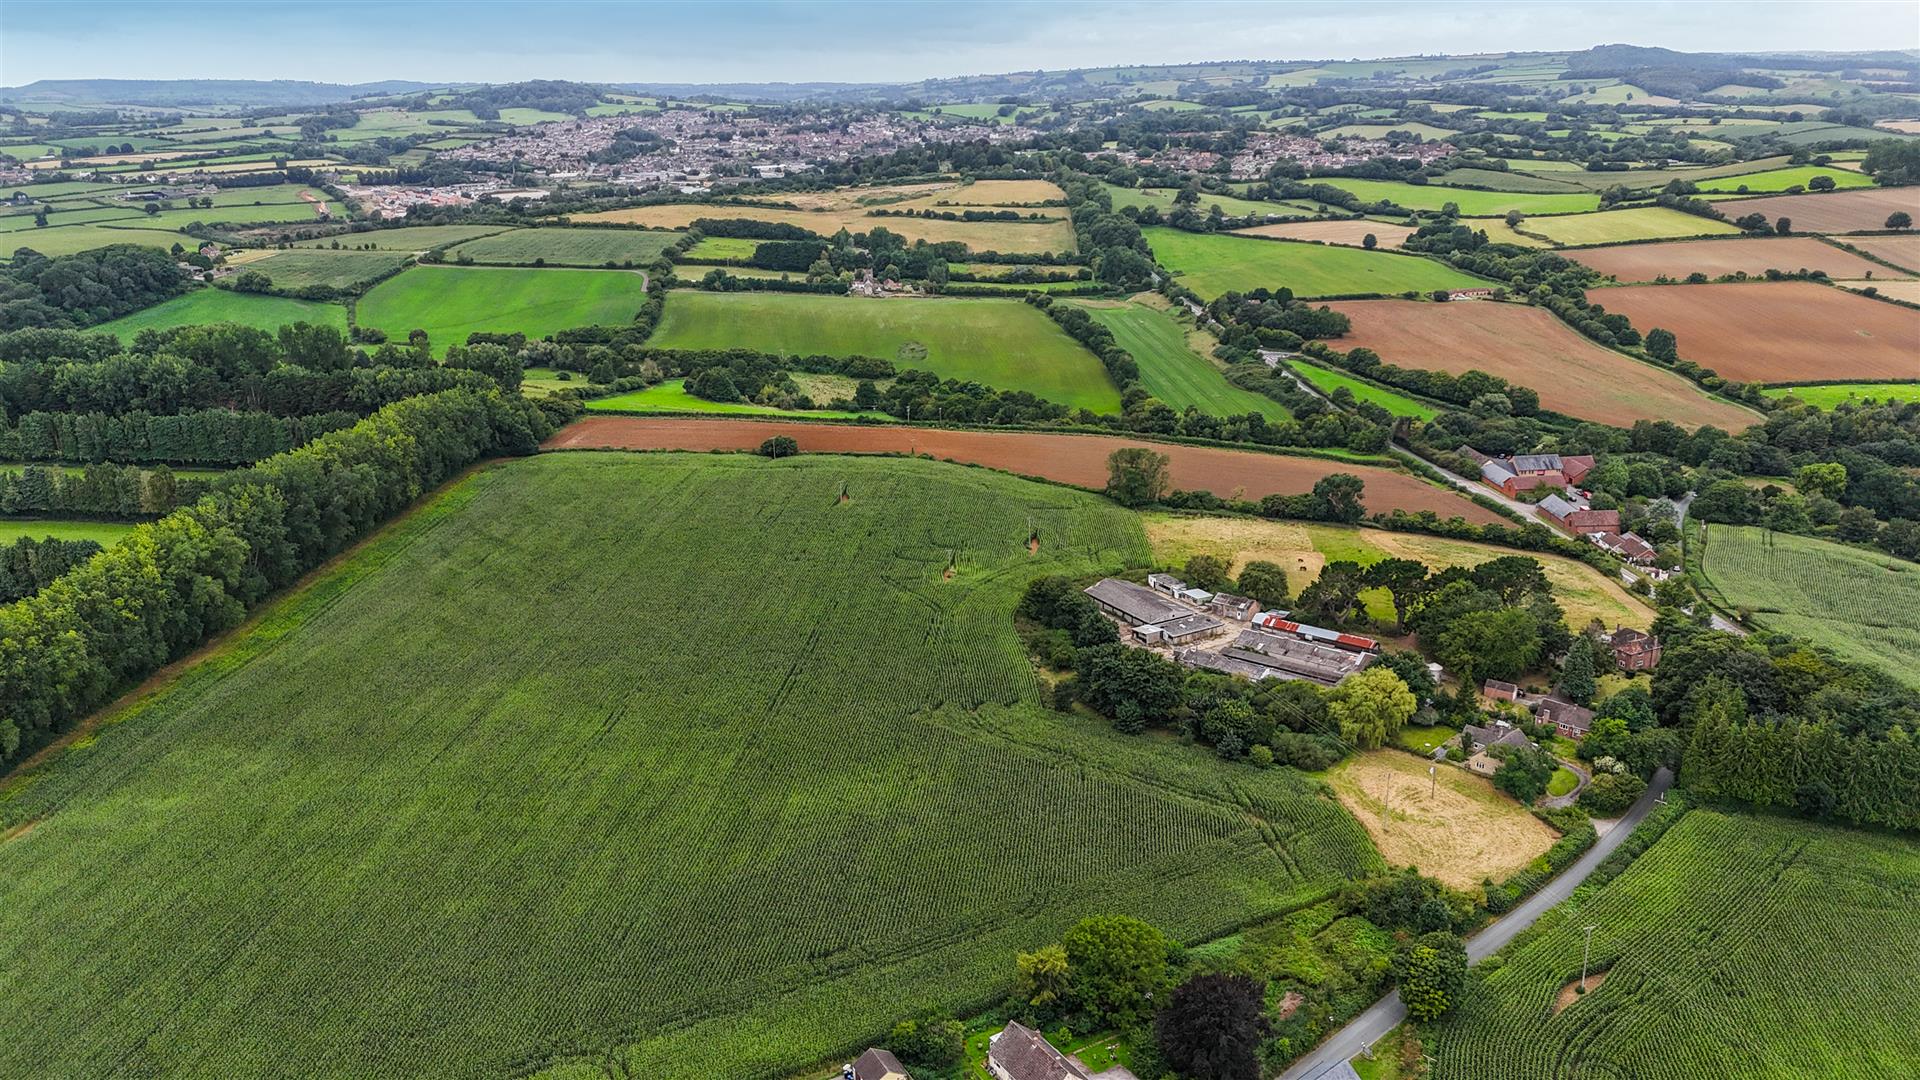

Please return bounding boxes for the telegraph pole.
[1581,924,1599,990]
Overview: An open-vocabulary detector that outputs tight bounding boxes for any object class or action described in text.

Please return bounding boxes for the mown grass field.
[1699,524,1920,686]
[1761,382,1920,408]
[1327,751,1558,890]
[292,224,516,252]
[1,222,186,257]
[584,379,879,419]
[444,227,680,267]
[1523,207,1743,246]
[1432,809,1920,1079]
[358,265,649,346]
[1069,299,1286,419]
[0,453,1379,1080]
[93,289,347,336]
[1144,228,1490,300]
[0,518,138,545]
[648,292,1123,412]
[1306,177,1601,215]
[230,249,411,291]
[1689,165,1879,193]
[1286,358,1439,420]
[681,235,761,261]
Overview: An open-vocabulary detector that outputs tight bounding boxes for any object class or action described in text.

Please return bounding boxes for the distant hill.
[0,79,450,107]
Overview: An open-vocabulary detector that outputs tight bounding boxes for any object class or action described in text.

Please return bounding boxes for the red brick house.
[1607,627,1662,671]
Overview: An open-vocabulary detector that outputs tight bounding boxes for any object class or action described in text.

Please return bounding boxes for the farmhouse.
[1537,494,1620,536]
[1607,626,1662,671]
[987,1022,1091,1080]
[847,1047,912,1080]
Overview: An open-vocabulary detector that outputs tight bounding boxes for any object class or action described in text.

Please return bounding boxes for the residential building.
[1589,530,1656,564]
[987,1021,1091,1080]
[1607,627,1662,671]
[1481,679,1521,702]
[848,1047,912,1080]
[1461,721,1534,755]
[1480,679,1593,737]
[1537,495,1620,536]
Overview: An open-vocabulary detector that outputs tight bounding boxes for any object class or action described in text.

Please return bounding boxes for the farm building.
[1148,572,1216,606]
[1085,578,1189,626]
[1133,612,1226,646]
[1473,449,1595,496]
[1209,591,1258,620]
[1251,611,1380,653]
[848,1047,912,1080]
[1480,680,1594,737]
[987,1021,1092,1080]
[1212,628,1374,686]
[1446,287,1497,300]
[1607,627,1662,671]
[1537,494,1620,536]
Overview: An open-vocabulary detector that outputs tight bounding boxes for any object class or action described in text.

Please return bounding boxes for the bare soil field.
[1571,236,1907,282]
[1589,282,1920,383]
[1838,279,1920,303]
[546,417,1508,523]
[1704,187,1920,234]
[1230,219,1417,248]
[1840,234,1920,273]
[1327,750,1559,890]
[1325,300,1760,429]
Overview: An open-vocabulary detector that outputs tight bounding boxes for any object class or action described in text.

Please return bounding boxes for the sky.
[3,0,1917,88]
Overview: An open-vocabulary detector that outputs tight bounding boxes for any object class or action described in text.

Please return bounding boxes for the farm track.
[544,416,1509,524]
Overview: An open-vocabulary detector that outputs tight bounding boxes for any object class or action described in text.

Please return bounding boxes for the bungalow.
[1589,530,1656,564]
[1534,696,1594,738]
[1607,627,1662,671]
[848,1048,912,1080]
[987,1022,1091,1080]
[1461,721,1534,755]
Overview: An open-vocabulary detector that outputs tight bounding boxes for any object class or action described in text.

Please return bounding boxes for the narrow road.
[1280,767,1675,1080]
[1389,445,1535,520]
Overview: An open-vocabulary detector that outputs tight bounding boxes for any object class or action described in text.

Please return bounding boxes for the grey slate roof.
[1537,494,1580,520]
[1083,578,1186,625]
[1512,453,1563,474]
[989,1021,1091,1080]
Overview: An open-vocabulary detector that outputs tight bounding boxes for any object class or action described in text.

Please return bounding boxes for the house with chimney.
[1606,627,1662,671]
[987,1021,1091,1080]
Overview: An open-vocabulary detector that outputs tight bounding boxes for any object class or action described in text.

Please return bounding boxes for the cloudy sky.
[3,0,1916,87]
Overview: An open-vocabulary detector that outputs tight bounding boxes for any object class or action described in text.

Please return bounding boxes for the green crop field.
[0,453,1378,1079]
[93,289,348,337]
[1690,166,1878,194]
[358,265,650,347]
[584,379,879,419]
[1287,359,1440,419]
[1433,809,1920,1079]
[235,249,411,291]
[1071,300,1286,419]
[293,224,517,252]
[1524,207,1743,246]
[0,518,137,545]
[444,227,680,267]
[1144,228,1491,300]
[681,235,761,261]
[1305,177,1601,215]
[648,292,1124,412]
[1698,525,1920,686]
[1762,383,1920,408]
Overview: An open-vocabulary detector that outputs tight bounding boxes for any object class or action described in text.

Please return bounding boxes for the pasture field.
[0,205,143,231]
[1140,515,1652,632]
[680,235,760,261]
[1,223,185,257]
[1103,184,1326,219]
[228,249,411,291]
[583,380,877,419]
[647,292,1123,412]
[1323,300,1760,430]
[1231,219,1415,248]
[1327,751,1559,890]
[1762,382,1920,407]
[570,203,1076,254]
[1837,234,1920,272]
[358,265,650,346]
[1431,168,1587,194]
[0,453,1380,1080]
[548,417,1508,524]
[1322,122,1460,141]
[1698,187,1920,233]
[443,227,679,267]
[1467,217,1555,247]
[1688,165,1878,194]
[884,179,1066,207]
[1286,358,1438,420]
[1068,299,1286,419]
[1143,228,1490,300]
[1569,236,1902,282]
[292,224,517,251]
[133,202,331,229]
[1432,810,1920,1079]
[1699,525,1920,685]
[1522,207,1742,245]
[1304,177,1601,215]
[1588,282,1919,384]
[0,519,138,545]
[92,290,347,337]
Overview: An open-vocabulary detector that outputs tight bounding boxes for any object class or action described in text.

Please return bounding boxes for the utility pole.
[1581,924,1599,990]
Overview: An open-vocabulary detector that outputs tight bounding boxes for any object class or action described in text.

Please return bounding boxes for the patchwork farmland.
[1323,299,1761,429]
[1068,298,1286,419]
[442,227,681,266]
[569,202,1076,254]
[1522,206,1742,246]
[93,289,348,336]
[357,264,651,345]
[1589,282,1920,383]
[1696,187,1920,233]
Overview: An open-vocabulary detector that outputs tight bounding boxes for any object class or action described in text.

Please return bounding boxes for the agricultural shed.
[1085,578,1187,626]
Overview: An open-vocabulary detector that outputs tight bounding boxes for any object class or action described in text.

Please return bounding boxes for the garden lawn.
[584,380,880,419]
[92,290,347,337]
[648,292,1123,412]
[1069,299,1286,419]
[358,265,650,347]
[0,453,1378,1080]
[1144,228,1490,300]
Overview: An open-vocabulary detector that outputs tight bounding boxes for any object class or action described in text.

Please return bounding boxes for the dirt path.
[546,416,1507,524]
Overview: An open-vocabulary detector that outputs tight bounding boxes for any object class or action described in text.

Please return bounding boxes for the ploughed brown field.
[1324,299,1761,430]
[1589,282,1920,384]
[1841,234,1920,273]
[1230,219,1416,249]
[1704,187,1920,234]
[1571,236,1907,282]
[546,417,1508,524]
